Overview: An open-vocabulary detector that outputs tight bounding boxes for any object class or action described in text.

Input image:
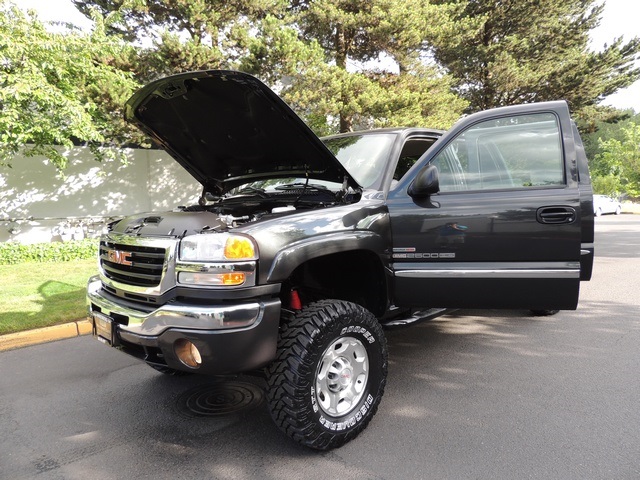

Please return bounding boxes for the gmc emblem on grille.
[106,249,133,266]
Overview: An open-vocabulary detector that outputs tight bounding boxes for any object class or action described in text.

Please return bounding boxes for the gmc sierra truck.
[87,70,594,450]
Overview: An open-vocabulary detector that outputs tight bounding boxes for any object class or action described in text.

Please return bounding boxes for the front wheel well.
[283,250,387,317]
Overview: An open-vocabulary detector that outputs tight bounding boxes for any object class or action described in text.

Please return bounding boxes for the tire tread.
[267,300,387,450]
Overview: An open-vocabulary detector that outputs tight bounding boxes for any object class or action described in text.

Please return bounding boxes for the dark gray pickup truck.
[87,70,594,450]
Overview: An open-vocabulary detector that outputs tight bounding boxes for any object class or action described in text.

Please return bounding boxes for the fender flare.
[266,231,388,283]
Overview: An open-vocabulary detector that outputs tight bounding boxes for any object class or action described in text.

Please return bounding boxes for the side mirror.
[408,164,440,198]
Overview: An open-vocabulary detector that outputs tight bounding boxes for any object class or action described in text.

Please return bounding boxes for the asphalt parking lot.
[1,214,639,479]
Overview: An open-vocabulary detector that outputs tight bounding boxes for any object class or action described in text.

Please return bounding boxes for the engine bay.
[178,182,361,229]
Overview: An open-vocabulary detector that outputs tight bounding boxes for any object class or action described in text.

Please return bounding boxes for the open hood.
[125,70,360,195]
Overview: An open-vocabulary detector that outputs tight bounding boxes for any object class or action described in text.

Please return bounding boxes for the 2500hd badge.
[87,70,594,450]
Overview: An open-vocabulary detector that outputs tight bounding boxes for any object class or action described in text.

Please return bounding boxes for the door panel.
[387,102,582,310]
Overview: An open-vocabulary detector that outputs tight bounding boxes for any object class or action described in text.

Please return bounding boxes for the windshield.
[323,133,396,189]
[229,132,396,194]
[231,178,342,194]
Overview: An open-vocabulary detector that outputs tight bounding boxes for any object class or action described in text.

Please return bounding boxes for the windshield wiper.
[274,182,331,192]
[239,186,266,194]
[235,186,268,198]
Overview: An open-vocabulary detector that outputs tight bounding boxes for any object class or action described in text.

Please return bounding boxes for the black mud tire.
[266,300,388,450]
[146,362,191,376]
[530,309,559,316]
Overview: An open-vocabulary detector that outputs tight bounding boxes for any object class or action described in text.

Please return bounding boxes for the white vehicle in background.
[593,194,622,216]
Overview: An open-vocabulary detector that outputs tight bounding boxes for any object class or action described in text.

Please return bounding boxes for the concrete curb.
[0,320,93,352]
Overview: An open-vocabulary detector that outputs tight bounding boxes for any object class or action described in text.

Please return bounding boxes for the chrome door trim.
[394,262,580,279]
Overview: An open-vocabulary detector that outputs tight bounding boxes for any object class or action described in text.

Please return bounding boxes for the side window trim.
[432,183,568,196]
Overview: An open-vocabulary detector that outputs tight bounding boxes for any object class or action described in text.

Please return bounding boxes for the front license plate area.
[93,312,114,346]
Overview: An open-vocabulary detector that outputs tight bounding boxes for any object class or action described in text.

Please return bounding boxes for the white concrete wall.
[0,146,200,243]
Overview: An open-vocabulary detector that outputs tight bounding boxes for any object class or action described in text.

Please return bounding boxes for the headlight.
[179,233,257,262]
[177,233,257,287]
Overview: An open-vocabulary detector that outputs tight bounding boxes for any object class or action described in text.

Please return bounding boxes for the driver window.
[431,112,564,192]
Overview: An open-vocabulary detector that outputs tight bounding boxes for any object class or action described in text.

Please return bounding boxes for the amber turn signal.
[224,236,256,259]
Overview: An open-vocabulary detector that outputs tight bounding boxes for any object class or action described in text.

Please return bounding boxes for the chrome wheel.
[267,300,387,450]
[315,336,368,417]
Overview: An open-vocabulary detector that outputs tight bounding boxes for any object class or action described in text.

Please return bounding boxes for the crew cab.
[87,70,594,450]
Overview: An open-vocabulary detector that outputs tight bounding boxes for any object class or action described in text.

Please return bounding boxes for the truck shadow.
[34,299,635,478]
[381,301,638,420]
[127,302,635,431]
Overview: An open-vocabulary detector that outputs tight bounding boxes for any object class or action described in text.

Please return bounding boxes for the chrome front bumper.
[87,276,267,336]
[86,276,282,374]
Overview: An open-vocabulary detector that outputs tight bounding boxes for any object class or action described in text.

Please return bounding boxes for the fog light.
[174,339,202,368]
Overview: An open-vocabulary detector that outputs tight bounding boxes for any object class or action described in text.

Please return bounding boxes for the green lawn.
[0,259,98,335]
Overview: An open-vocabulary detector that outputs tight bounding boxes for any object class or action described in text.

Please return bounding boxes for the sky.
[15,0,640,112]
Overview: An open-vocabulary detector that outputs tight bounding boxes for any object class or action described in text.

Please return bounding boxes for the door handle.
[536,206,576,224]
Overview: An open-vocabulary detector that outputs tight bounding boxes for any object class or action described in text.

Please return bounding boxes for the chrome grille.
[99,240,166,287]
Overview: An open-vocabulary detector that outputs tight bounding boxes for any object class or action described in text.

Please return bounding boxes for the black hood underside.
[125,70,359,195]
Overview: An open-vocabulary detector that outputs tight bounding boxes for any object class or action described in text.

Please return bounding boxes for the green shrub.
[592,174,623,197]
[0,239,99,265]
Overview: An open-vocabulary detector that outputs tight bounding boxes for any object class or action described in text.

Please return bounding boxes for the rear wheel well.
[283,250,387,317]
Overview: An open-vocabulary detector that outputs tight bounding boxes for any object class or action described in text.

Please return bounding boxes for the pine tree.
[73,0,467,134]
[252,0,468,132]
[72,0,286,78]
[427,0,640,129]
